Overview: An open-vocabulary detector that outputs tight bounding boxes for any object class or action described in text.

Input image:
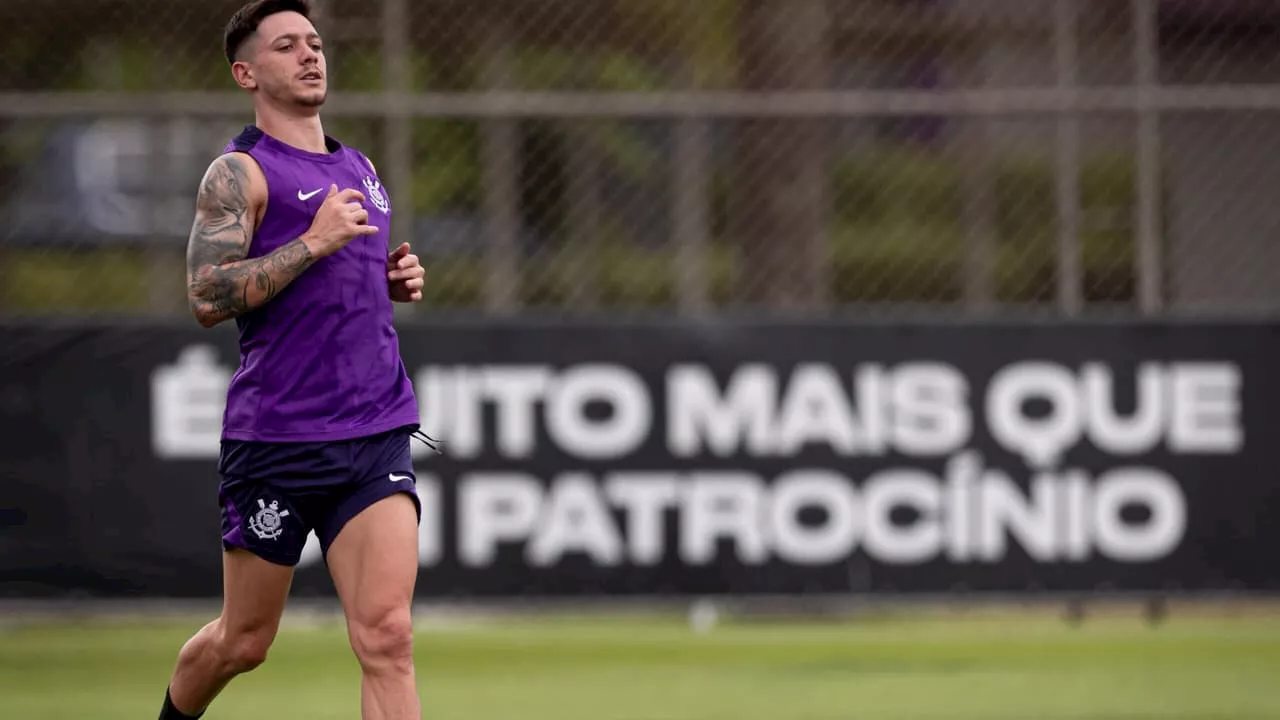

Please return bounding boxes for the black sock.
[159,687,204,720]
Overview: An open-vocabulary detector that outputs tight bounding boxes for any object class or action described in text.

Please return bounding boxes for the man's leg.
[325,492,421,720]
[159,548,294,718]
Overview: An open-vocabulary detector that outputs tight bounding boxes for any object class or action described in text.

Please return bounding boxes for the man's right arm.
[185,153,317,328]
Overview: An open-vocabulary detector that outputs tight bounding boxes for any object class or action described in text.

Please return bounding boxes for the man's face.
[239,11,327,108]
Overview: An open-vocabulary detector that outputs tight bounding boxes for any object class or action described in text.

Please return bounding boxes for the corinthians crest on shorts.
[363,175,390,214]
[248,498,290,541]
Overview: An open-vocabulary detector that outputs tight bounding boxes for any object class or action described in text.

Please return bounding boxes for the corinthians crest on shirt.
[363,175,391,214]
[248,498,290,541]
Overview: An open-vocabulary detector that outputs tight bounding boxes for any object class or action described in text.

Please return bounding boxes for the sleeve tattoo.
[186,155,316,327]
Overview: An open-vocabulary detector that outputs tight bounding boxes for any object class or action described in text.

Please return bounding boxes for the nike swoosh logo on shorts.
[298,188,323,201]
[389,473,412,483]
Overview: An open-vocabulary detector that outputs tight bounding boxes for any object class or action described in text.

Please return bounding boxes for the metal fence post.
[673,117,711,318]
[479,15,520,316]
[1054,0,1083,316]
[1134,0,1164,314]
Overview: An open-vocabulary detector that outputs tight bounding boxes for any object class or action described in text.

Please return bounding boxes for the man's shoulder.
[224,124,266,155]
[197,151,268,206]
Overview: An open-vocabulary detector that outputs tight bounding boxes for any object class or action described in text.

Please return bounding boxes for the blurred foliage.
[828,147,1144,304]
[0,147,1151,316]
[0,248,155,314]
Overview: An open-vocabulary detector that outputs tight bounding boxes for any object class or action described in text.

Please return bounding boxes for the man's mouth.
[300,71,323,82]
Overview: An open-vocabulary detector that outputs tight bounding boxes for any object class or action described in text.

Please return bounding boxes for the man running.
[157,2,430,718]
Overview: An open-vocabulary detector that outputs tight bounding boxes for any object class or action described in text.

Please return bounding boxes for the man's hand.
[302,185,381,259]
[387,242,425,303]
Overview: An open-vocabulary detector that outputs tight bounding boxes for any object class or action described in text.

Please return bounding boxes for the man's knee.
[350,606,414,674]
[219,622,275,675]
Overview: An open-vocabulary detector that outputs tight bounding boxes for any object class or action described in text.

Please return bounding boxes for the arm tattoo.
[186,155,316,326]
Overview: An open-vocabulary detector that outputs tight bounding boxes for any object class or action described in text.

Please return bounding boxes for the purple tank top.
[218,125,419,443]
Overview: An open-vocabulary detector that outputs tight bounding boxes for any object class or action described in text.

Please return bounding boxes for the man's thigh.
[321,428,422,618]
[213,438,347,652]
[325,493,420,630]
[220,547,295,642]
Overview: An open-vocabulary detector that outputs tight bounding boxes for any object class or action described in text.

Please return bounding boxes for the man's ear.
[231,61,257,91]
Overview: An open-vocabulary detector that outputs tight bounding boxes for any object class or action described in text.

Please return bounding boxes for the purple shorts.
[216,425,421,567]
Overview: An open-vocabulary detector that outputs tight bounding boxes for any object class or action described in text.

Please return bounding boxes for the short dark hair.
[224,0,314,65]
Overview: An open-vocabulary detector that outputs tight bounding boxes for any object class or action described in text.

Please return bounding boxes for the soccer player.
[156,2,431,719]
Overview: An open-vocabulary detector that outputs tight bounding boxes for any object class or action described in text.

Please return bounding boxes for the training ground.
[1,596,1278,719]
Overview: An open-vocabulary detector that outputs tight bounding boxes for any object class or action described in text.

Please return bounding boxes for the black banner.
[2,320,1278,599]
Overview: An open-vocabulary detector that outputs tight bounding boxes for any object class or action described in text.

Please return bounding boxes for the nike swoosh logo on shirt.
[389,473,413,483]
[298,188,324,201]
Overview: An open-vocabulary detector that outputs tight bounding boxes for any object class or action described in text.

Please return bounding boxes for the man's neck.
[255,107,327,155]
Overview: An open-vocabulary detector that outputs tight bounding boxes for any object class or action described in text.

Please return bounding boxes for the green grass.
[1,610,1278,719]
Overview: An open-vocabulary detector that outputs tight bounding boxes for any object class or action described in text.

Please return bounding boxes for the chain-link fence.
[2,0,1279,319]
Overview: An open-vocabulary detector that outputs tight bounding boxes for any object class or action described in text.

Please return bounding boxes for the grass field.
[2,606,1279,720]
